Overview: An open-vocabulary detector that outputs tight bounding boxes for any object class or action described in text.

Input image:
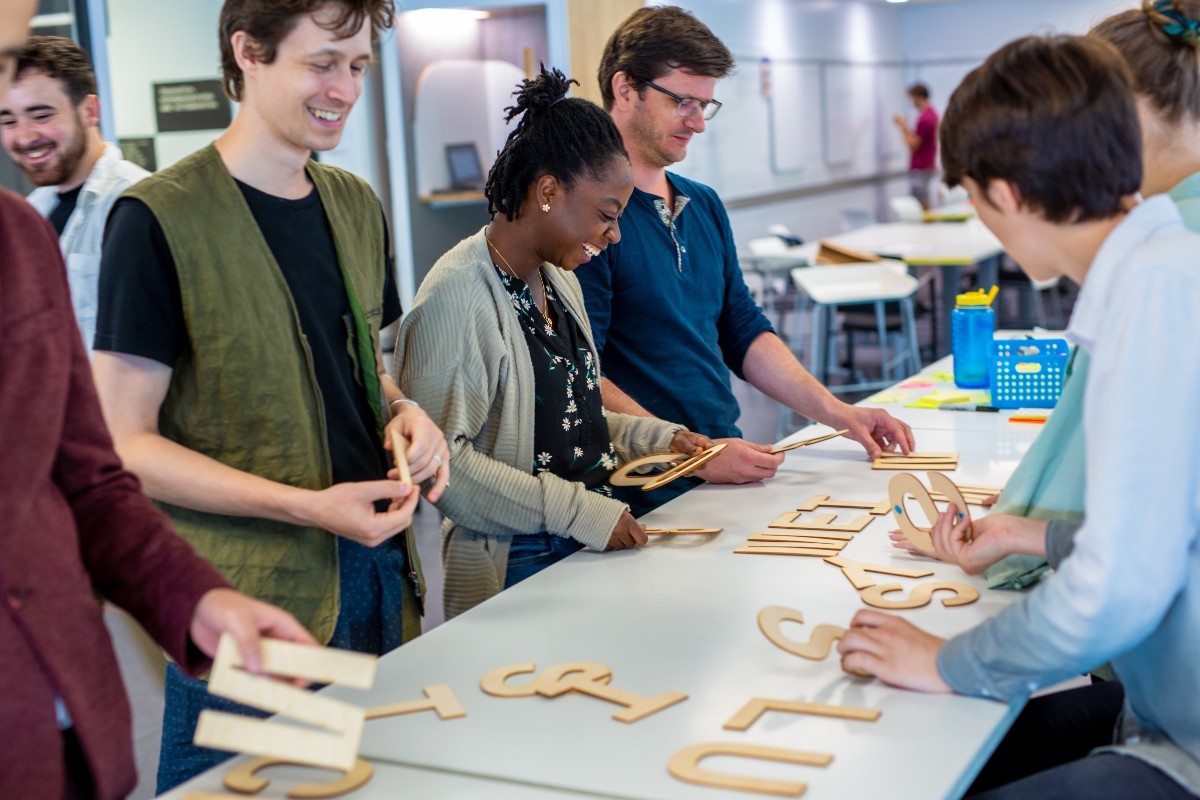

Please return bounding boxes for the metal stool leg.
[874,300,889,382]
[902,296,921,375]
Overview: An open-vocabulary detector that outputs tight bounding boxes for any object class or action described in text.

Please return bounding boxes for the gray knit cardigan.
[394,228,683,619]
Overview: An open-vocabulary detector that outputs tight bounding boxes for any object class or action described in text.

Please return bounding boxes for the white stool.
[790,262,921,394]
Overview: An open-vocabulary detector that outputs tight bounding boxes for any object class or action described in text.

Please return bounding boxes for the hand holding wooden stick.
[389,427,413,487]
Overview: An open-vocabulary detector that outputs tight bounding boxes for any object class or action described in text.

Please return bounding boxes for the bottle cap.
[956,285,999,307]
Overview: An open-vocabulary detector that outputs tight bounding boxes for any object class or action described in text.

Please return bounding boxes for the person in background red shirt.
[0,3,316,798]
[893,82,940,209]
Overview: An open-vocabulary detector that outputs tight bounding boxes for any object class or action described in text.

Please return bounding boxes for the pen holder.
[988,339,1069,408]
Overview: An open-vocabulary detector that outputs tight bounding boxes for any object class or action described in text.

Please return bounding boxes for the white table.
[168,364,1047,800]
[824,221,1005,356]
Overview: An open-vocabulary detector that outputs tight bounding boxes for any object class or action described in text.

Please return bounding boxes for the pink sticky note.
[897,380,936,389]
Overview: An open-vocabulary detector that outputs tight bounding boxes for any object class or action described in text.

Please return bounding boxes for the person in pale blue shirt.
[0,36,148,356]
[951,0,1200,593]
[840,34,1200,799]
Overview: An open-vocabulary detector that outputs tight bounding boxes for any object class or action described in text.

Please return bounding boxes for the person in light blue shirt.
[840,34,1200,799]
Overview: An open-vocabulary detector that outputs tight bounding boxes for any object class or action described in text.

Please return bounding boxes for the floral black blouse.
[493,263,617,495]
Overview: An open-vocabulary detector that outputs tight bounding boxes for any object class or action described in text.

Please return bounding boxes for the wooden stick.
[748,529,854,541]
[873,460,958,471]
[644,527,723,535]
[770,429,850,455]
[734,546,836,557]
[877,451,958,460]
[389,428,412,486]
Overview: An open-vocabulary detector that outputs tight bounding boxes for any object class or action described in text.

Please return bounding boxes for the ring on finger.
[432,454,443,467]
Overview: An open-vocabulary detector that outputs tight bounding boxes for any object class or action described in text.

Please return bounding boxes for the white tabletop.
[169,358,1054,800]
[826,221,1003,266]
[309,426,1030,800]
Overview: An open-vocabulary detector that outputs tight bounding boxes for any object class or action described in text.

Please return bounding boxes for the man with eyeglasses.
[579,5,914,515]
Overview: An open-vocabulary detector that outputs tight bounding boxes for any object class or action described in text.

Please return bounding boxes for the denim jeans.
[504,532,582,589]
[968,682,1193,800]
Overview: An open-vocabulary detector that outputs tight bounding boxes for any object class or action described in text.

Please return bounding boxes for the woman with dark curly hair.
[395,66,709,618]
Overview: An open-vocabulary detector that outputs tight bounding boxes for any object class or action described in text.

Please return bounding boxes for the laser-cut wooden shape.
[769,428,849,454]
[364,684,466,721]
[389,428,412,486]
[757,606,846,661]
[723,697,881,731]
[795,495,892,515]
[860,581,980,609]
[749,529,854,541]
[889,472,973,552]
[668,742,832,797]
[769,511,873,534]
[735,546,837,557]
[223,756,373,798]
[534,662,687,723]
[480,662,551,698]
[747,535,845,550]
[644,527,723,535]
[873,460,958,471]
[194,635,374,772]
[609,443,728,490]
[877,451,958,460]
[823,554,934,590]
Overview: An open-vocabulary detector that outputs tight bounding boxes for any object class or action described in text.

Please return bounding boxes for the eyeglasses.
[642,80,722,121]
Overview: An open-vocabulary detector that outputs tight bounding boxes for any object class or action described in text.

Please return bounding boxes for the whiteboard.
[768,60,823,174]
[822,63,877,168]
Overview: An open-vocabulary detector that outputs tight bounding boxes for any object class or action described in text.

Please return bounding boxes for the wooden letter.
[223,756,374,799]
[735,546,838,557]
[795,495,891,515]
[609,444,729,490]
[194,635,372,772]
[645,527,723,535]
[535,662,686,723]
[668,742,832,797]
[723,697,880,731]
[823,554,933,590]
[860,581,981,609]
[769,511,872,534]
[364,684,466,721]
[889,472,973,551]
[479,662,546,698]
[757,606,846,661]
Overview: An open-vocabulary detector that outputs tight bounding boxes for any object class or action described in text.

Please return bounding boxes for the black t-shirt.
[95,180,402,486]
[48,185,82,235]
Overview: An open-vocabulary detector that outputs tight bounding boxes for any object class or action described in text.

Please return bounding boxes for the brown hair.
[907,82,930,100]
[14,36,96,105]
[219,0,395,101]
[940,35,1141,224]
[597,5,733,111]
[1091,0,1200,124]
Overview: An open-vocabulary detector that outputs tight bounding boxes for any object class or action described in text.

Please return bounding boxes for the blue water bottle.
[951,286,998,389]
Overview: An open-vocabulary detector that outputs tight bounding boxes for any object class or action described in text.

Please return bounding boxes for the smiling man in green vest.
[91,0,449,791]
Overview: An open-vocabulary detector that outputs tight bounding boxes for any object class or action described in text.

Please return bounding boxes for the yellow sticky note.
[930,371,955,382]
[867,391,915,404]
[905,390,970,409]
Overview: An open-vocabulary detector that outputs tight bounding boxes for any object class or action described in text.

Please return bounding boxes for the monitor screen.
[445,142,484,189]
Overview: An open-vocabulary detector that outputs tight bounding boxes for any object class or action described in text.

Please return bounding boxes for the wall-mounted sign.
[154,79,231,133]
[118,138,157,172]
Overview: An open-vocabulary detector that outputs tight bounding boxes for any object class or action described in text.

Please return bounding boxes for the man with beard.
[0,36,147,355]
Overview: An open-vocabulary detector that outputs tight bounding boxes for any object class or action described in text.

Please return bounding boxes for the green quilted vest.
[124,144,421,643]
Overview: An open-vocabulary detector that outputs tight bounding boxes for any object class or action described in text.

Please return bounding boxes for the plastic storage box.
[989,339,1069,408]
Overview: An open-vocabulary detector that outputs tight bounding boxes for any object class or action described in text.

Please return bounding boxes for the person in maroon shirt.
[893,82,941,209]
[0,4,315,798]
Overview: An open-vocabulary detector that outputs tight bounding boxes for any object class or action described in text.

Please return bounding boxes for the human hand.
[606,511,648,550]
[829,404,914,459]
[295,480,418,547]
[890,505,1047,575]
[385,403,450,501]
[837,610,951,692]
[892,114,907,129]
[668,430,715,455]
[189,588,316,674]
[691,438,784,484]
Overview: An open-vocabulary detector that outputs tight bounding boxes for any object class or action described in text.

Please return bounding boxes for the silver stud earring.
[541,202,550,212]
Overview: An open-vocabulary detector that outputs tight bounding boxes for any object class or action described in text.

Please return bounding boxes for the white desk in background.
[824,221,1005,356]
[165,365,1049,800]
